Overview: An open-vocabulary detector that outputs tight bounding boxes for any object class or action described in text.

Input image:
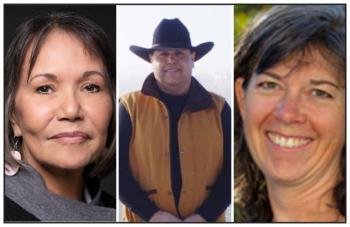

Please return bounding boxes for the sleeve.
[119,103,159,221]
[195,101,232,222]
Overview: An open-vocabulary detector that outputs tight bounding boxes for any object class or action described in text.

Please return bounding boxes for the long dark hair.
[234,5,345,222]
[5,11,116,177]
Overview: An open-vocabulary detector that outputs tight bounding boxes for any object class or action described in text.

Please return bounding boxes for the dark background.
[4,4,116,201]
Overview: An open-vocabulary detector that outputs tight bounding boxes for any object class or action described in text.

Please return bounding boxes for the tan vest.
[120,91,225,222]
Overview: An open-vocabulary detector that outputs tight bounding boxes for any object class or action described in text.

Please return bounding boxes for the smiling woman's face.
[235,49,345,184]
[11,29,113,173]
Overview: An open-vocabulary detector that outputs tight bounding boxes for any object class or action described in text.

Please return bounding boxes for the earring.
[5,137,22,176]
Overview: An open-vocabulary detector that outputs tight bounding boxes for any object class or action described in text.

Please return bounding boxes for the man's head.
[149,48,195,95]
[129,18,214,95]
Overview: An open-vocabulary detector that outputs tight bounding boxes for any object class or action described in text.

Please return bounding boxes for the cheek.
[243,91,277,129]
[15,93,55,134]
[306,103,345,144]
[81,94,113,133]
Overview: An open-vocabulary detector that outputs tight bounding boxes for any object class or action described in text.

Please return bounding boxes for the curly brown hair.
[234,5,345,222]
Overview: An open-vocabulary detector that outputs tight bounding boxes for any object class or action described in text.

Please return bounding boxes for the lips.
[50,131,90,144]
[164,67,180,72]
[267,131,312,149]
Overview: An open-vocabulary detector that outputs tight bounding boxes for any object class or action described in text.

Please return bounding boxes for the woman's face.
[11,29,113,172]
[235,50,345,184]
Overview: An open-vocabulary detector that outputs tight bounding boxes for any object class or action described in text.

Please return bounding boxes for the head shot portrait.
[234,5,345,222]
[118,5,232,222]
[4,5,116,222]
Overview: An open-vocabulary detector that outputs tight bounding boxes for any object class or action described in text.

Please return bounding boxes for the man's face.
[149,48,195,95]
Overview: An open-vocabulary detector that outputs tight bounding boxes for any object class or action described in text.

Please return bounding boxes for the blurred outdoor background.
[234,5,272,43]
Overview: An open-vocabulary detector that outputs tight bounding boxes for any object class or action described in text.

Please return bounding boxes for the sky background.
[117,5,233,104]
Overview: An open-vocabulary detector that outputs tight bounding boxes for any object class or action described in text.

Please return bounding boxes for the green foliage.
[234,5,272,43]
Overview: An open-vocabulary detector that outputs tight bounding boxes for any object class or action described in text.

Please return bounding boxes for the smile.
[165,68,180,72]
[267,132,312,148]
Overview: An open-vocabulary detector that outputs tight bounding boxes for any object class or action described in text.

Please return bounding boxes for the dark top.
[5,196,40,221]
[119,74,231,222]
[4,192,115,222]
[5,164,116,222]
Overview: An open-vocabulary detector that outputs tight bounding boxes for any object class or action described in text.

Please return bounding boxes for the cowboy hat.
[130,18,214,62]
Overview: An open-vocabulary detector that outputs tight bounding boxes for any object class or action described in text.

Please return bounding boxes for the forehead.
[263,48,344,84]
[23,29,103,75]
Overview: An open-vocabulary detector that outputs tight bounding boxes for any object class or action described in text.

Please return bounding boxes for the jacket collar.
[141,73,215,112]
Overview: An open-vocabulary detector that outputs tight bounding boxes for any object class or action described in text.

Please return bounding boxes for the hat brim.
[129,42,214,63]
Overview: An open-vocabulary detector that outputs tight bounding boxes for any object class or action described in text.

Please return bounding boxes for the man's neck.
[156,80,191,96]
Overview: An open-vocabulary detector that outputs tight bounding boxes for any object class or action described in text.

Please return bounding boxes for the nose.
[57,89,83,121]
[166,53,176,64]
[274,92,306,124]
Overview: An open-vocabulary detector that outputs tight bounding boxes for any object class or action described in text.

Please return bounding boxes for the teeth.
[268,132,310,148]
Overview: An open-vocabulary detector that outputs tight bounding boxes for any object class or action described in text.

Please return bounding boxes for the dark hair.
[5,11,116,177]
[234,5,345,222]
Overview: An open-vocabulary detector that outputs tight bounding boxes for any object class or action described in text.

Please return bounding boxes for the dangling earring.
[5,137,22,176]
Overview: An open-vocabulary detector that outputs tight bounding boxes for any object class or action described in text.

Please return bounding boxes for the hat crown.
[152,18,192,49]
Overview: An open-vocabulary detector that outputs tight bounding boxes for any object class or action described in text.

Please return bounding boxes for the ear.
[191,51,196,61]
[148,53,152,62]
[235,78,247,120]
[10,112,22,137]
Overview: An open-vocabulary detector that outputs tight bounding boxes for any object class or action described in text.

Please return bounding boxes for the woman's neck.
[30,162,84,201]
[267,159,343,222]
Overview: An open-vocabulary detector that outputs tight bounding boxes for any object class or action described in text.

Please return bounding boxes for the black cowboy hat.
[130,18,214,62]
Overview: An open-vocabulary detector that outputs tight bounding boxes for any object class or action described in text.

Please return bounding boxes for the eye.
[257,81,281,90]
[158,52,167,58]
[311,89,333,99]
[36,85,53,94]
[84,83,100,93]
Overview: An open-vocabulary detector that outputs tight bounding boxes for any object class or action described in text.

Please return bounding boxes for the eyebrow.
[28,73,57,83]
[262,71,341,89]
[28,70,105,83]
[82,71,105,78]
[310,80,340,90]
[261,71,283,80]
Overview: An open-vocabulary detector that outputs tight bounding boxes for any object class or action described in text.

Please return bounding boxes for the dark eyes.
[158,51,185,58]
[84,84,100,93]
[36,84,101,94]
[36,85,53,94]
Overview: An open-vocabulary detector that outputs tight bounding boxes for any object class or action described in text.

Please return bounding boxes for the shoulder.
[119,91,143,104]
[209,92,226,111]
[5,196,40,222]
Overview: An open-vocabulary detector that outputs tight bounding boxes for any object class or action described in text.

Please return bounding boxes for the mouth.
[164,67,180,72]
[50,131,91,144]
[267,131,312,149]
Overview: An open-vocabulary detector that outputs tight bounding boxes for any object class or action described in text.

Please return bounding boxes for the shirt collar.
[141,73,215,112]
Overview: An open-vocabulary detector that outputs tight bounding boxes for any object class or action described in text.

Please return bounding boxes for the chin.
[264,165,306,185]
[49,156,96,172]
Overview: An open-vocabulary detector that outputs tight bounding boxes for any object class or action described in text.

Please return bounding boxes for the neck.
[267,158,343,222]
[43,168,84,201]
[156,79,191,96]
[28,161,84,201]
